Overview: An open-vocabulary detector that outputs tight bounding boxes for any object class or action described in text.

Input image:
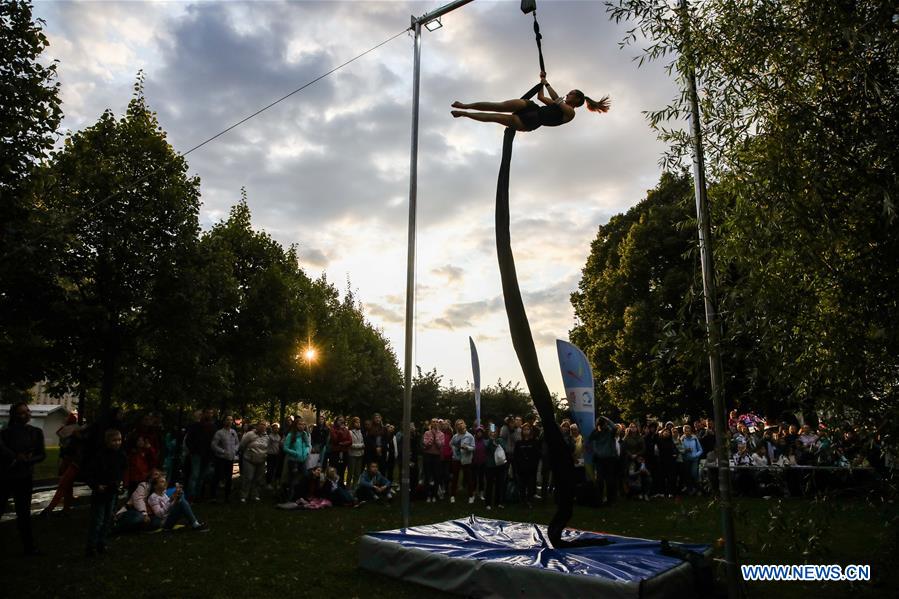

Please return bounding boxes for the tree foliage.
[409,367,543,426]
[0,0,63,398]
[596,0,899,426]
[571,172,708,420]
[44,76,202,410]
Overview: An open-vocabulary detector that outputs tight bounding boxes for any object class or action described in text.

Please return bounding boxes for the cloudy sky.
[33,0,678,398]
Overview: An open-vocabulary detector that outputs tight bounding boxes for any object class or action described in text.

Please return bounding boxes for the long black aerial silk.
[494,85,605,549]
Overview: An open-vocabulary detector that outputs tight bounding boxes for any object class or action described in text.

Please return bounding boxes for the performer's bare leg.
[451,99,529,112]
[451,111,523,129]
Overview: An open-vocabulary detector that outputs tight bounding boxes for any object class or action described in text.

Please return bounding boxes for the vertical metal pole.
[679,1,742,596]
[401,18,422,530]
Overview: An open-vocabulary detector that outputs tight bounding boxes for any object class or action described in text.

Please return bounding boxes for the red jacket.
[329,425,352,454]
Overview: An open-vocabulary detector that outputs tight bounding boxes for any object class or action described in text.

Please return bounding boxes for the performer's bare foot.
[451,110,465,118]
[451,101,466,109]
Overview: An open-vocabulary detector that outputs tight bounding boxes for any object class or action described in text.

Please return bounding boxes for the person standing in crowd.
[471,427,487,501]
[656,426,678,497]
[484,425,508,510]
[239,421,269,503]
[401,421,422,493]
[265,422,282,488]
[500,416,521,490]
[384,423,398,484]
[449,419,475,504]
[515,422,540,507]
[627,455,652,501]
[356,461,393,503]
[348,416,365,488]
[365,413,386,473]
[162,426,179,483]
[210,415,238,502]
[681,424,703,495]
[41,413,83,516]
[329,416,352,485]
[422,418,444,503]
[699,419,716,458]
[643,421,660,495]
[590,415,619,505]
[569,423,586,485]
[310,415,330,470]
[538,424,551,500]
[282,418,311,500]
[125,435,157,494]
[185,409,215,501]
[439,419,454,499]
[84,429,126,557]
[620,422,644,479]
[0,402,46,556]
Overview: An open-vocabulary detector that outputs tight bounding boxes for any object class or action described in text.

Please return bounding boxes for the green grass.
[33,446,60,482]
[3,492,897,598]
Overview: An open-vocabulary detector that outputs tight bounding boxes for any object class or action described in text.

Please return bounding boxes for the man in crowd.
[0,402,46,556]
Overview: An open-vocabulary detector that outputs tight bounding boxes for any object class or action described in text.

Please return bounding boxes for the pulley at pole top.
[520,0,537,15]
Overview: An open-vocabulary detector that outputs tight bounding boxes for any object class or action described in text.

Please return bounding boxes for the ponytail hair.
[571,90,610,114]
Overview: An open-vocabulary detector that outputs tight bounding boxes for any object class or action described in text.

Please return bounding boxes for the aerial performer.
[451,72,609,131]
[473,16,610,551]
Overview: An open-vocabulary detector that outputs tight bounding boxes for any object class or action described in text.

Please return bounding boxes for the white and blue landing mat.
[359,516,712,598]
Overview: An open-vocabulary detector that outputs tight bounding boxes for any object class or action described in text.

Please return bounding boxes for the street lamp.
[303,346,317,364]
[403,0,476,531]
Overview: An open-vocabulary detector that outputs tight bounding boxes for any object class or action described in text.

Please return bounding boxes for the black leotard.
[514,101,566,131]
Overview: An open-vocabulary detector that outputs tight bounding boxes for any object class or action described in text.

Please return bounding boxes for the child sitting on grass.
[147,475,208,532]
[355,461,393,505]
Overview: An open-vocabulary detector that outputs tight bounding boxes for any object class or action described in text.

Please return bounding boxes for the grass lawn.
[3,491,897,598]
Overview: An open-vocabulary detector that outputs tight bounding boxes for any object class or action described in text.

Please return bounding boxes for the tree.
[607,0,899,426]
[196,193,312,414]
[571,172,710,420]
[45,76,201,411]
[0,0,63,399]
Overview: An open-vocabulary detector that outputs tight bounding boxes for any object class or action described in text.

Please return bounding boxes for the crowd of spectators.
[1,401,892,557]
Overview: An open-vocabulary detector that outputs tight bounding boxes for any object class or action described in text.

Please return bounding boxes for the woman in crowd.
[265,422,282,488]
[364,413,386,473]
[210,415,238,502]
[348,416,365,488]
[41,413,83,516]
[422,418,444,503]
[310,415,330,470]
[680,425,703,495]
[329,416,352,485]
[569,423,586,486]
[656,426,678,498]
[471,427,487,501]
[449,419,475,504]
[281,418,311,501]
[484,425,508,510]
[515,423,540,507]
[239,421,269,503]
[439,419,454,500]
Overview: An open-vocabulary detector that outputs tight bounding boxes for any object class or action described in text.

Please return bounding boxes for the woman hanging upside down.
[451,73,609,131]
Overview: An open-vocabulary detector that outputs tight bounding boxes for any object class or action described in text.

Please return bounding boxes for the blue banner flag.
[556,339,595,465]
